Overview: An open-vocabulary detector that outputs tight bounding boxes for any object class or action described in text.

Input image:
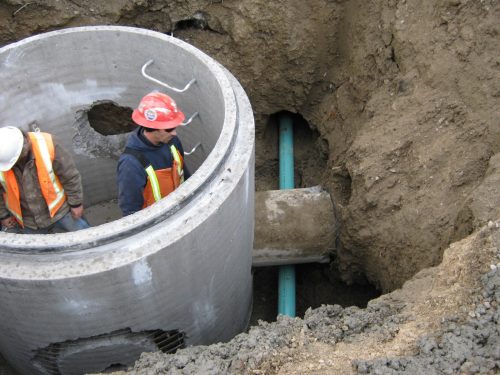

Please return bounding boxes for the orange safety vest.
[142,145,185,208]
[0,132,66,227]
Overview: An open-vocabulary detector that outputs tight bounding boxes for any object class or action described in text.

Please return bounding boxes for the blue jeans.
[6,212,90,234]
[53,212,90,232]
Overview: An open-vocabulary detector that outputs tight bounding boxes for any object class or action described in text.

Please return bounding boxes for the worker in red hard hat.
[0,126,90,233]
[117,92,191,216]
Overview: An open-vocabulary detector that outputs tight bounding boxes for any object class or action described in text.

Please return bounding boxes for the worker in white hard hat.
[0,126,90,234]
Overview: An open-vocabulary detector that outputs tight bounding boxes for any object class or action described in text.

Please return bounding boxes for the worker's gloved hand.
[70,205,84,219]
[1,216,17,229]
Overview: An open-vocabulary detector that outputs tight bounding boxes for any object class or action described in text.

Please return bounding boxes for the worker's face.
[153,128,177,144]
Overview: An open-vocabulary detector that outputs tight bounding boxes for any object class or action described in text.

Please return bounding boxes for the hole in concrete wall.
[87,101,136,135]
[72,102,130,162]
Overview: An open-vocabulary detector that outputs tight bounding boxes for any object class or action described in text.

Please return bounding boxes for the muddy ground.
[0,0,499,373]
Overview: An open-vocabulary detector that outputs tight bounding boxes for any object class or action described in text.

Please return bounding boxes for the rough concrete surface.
[253,187,336,266]
[0,0,499,374]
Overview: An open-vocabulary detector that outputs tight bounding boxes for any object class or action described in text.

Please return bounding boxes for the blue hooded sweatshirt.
[117,127,190,216]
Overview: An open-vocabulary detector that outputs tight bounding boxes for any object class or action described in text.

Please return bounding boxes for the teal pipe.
[279,115,294,190]
[278,113,296,317]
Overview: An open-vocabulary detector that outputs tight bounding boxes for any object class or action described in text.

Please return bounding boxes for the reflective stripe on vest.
[170,145,185,184]
[0,132,66,225]
[28,132,66,216]
[144,165,162,203]
[144,146,184,203]
[0,171,23,226]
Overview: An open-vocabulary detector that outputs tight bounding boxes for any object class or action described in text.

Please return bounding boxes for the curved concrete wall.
[0,27,254,375]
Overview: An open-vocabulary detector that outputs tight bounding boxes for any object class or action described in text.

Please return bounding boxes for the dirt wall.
[329,0,500,291]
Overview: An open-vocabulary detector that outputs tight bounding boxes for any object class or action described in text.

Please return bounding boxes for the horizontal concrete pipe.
[0,27,255,374]
[254,187,336,266]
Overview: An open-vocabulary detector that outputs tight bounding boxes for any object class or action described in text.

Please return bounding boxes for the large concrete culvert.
[0,26,254,375]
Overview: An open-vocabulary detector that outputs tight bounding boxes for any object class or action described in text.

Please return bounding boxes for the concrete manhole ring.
[0,26,255,375]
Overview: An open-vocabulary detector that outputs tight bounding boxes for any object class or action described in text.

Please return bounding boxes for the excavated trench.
[85,103,382,322]
[0,27,381,375]
[86,102,380,326]
[0,1,499,374]
[84,104,382,321]
[82,102,383,321]
[83,101,382,325]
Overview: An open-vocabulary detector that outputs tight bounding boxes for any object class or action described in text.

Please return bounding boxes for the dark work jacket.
[117,128,190,216]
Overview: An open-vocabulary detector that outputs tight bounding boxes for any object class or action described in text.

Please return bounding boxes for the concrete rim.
[0,26,239,253]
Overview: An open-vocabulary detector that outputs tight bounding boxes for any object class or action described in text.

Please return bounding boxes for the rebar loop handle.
[185,142,201,156]
[180,112,199,127]
[141,60,196,93]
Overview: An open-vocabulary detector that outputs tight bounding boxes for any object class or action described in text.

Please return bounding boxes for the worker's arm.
[117,155,147,216]
[51,138,84,209]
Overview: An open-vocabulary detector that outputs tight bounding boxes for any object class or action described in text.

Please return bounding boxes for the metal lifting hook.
[180,112,199,127]
[185,142,201,156]
[141,60,196,93]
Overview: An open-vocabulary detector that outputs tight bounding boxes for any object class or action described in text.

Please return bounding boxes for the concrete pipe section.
[253,187,336,267]
[0,26,255,375]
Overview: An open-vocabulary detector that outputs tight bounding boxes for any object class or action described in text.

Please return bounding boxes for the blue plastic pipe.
[278,113,296,317]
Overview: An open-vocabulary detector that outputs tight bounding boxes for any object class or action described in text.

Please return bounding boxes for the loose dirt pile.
[128,221,500,374]
[1,0,498,373]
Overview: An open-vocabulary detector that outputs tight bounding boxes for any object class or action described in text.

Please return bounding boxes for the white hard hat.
[0,126,24,172]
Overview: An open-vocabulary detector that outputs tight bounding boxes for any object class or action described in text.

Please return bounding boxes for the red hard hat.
[132,92,185,129]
